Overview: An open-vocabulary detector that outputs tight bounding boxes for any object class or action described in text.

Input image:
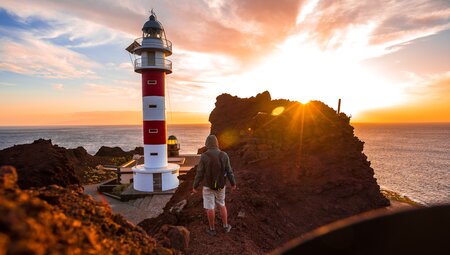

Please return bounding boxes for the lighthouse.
[126,11,179,192]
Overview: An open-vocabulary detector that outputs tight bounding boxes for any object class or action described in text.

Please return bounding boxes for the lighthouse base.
[132,163,180,192]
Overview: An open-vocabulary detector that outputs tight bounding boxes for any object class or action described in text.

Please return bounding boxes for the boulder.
[154,225,190,252]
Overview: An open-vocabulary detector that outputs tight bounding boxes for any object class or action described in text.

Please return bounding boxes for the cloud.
[0,32,99,79]
[118,62,133,70]
[300,0,450,52]
[0,0,303,64]
[0,0,141,37]
[0,82,16,87]
[84,81,139,97]
[163,0,303,62]
[410,72,450,98]
[1,0,448,64]
[52,83,64,90]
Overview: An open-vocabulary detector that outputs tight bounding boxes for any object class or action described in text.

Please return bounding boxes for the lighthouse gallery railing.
[134,58,172,72]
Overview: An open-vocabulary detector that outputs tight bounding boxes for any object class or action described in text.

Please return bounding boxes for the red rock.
[139,92,389,255]
[0,166,181,254]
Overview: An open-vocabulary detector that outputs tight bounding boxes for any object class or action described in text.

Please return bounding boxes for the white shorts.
[203,186,226,210]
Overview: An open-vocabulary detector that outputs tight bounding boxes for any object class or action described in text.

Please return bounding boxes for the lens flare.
[271,106,285,116]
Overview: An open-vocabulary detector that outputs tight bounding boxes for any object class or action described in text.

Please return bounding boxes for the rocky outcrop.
[0,139,82,189]
[95,146,128,157]
[0,140,136,187]
[95,146,143,158]
[0,166,183,254]
[140,92,389,254]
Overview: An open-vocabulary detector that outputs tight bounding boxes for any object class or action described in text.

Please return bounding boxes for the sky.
[0,0,449,125]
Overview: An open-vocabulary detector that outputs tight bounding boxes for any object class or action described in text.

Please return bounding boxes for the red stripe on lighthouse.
[143,120,166,144]
[142,71,165,97]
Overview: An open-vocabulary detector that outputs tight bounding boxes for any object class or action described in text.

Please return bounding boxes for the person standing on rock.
[192,134,237,236]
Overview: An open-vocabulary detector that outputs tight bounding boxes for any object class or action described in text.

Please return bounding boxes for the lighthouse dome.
[142,14,163,33]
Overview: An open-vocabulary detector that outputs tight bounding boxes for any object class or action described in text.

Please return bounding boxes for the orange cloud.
[0,34,99,79]
[302,0,450,50]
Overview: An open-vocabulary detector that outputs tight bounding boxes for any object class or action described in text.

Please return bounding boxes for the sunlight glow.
[223,30,407,118]
[271,106,285,116]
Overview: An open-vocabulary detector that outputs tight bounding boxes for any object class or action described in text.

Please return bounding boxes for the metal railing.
[134,37,172,52]
[134,58,172,72]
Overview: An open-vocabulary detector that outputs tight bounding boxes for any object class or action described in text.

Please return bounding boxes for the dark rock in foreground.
[0,139,82,189]
[0,166,182,254]
[0,140,136,187]
[139,91,389,255]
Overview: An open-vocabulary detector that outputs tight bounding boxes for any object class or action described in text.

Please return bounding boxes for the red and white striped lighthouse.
[126,11,179,192]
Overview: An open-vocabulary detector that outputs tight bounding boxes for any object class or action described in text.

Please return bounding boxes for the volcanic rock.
[0,139,125,187]
[0,165,18,190]
[95,146,129,157]
[154,225,190,252]
[139,92,389,254]
[0,139,81,189]
[0,166,181,255]
[95,146,144,158]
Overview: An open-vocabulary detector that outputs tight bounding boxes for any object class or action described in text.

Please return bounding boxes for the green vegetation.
[112,184,131,195]
[82,167,118,184]
[110,156,132,166]
[381,189,424,207]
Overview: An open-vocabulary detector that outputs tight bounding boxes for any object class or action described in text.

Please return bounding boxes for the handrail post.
[116,167,121,183]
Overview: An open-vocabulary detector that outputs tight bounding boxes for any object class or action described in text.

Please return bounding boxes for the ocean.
[353,123,450,205]
[0,123,449,205]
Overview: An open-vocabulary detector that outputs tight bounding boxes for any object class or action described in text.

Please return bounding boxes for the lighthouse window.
[150,152,158,156]
[147,80,157,85]
[149,129,159,133]
[149,104,157,108]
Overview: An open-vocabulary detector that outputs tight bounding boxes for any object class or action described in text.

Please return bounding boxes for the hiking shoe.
[206,229,216,236]
[224,224,232,233]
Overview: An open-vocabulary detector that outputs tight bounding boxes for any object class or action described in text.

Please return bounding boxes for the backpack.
[204,151,226,190]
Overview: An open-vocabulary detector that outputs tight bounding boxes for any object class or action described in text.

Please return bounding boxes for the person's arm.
[193,155,205,190]
[224,153,236,188]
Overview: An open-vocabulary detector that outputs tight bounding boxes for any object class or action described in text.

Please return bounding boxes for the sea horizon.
[1,122,449,128]
[1,123,449,205]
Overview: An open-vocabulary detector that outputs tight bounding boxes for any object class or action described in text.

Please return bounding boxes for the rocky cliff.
[139,92,389,254]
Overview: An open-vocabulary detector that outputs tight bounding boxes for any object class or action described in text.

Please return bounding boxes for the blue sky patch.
[0,8,50,30]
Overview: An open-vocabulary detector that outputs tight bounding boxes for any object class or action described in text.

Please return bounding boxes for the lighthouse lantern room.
[126,10,179,192]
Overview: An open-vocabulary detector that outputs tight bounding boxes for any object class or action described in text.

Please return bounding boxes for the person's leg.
[203,187,216,234]
[219,205,228,226]
[215,188,231,232]
[207,209,215,230]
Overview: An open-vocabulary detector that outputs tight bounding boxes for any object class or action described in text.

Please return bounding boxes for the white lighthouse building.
[126,11,179,192]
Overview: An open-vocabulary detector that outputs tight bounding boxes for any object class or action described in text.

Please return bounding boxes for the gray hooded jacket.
[193,135,236,189]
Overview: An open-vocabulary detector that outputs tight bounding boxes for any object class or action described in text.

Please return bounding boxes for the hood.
[205,135,219,149]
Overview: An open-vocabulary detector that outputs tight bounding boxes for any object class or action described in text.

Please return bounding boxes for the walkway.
[83,154,200,225]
